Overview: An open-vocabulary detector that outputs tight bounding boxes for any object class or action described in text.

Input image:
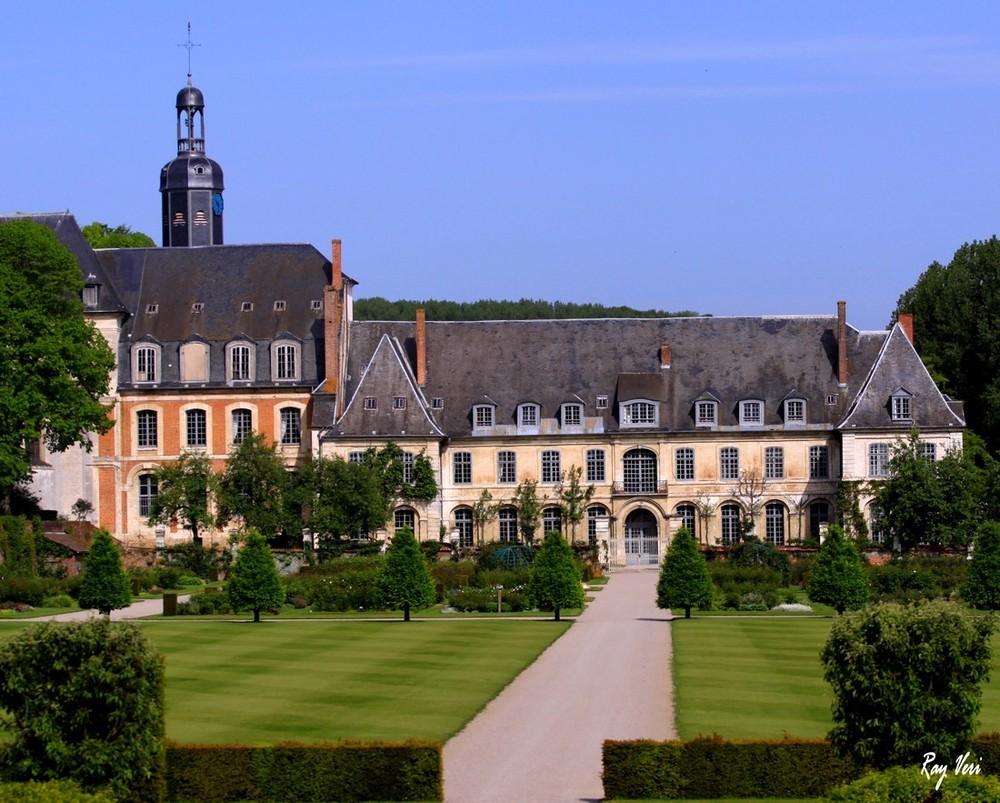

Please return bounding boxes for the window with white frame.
[518,404,539,428]
[454,508,473,547]
[586,449,606,483]
[676,503,696,538]
[228,343,253,381]
[453,452,472,484]
[543,506,562,535]
[623,448,657,493]
[541,450,561,483]
[499,507,518,543]
[810,445,829,479]
[348,451,364,464]
[562,404,582,427]
[785,399,805,424]
[138,474,158,517]
[134,345,158,383]
[363,397,377,410]
[393,397,407,410]
[675,447,694,481]
[402,451,414,484]
[621,400,657,427]
[765,502,785,545]
[696,400,717,427]
[232,409,252,444]
[280,408,301,445]
[137,410,158,449]
[921,442,937,462]
[869,443,890,477]
[394,507,415,534]
[497,451,516,483]
[596,395,609,410]
[273,342,299,381]
[721,503,741,545]
[765,446,784,479]
[185,409,207,448]
[473,404,494,430]
[891,392,912,421]
[720,447,740,480]
[740,400,764,427]
[587,505,609,545]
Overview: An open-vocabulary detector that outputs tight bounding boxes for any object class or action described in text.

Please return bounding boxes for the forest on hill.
[353,297,702,321]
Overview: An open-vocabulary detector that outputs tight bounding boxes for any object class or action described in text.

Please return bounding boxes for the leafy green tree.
[81,221,155,249]
[77,530,132,616]
[962,521,1000,610]
[216,433,293,539]
[513,479,544,545]
[0,620,165,801]
[528,531,584,621]
[148,451,215,547]
[361,442,438,503]
[0,517,37,577]
[377,528,435,621]
[304,456,390,547]
[225,529,285,623]
[821,601,994,770]
[353,296,699,321]
[895,236,1000,454]
[557,465,595,544]
[0,219,116,511]
[806,525,869,614]
[656,528,713,618]
[471,489,499,545]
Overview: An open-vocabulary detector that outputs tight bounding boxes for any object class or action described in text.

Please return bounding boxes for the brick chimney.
[898,312,914,344]
[837,300,848,387]
[324,239,343,394]
[659,342,671,369]
[416,308,427,386]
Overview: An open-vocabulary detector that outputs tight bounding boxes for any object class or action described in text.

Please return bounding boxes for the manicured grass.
[673,617,1000,740]
[0,620,568,744]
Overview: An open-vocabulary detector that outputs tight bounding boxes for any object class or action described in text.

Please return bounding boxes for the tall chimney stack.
[324,240,343,394]
[898,312,914,344]
[416,308,427,386]
[837,300,848,387]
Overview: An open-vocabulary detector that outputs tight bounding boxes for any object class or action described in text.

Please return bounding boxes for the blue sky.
[5,2,1000,330]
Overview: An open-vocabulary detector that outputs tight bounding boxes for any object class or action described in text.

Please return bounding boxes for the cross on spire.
[178,22,201,81]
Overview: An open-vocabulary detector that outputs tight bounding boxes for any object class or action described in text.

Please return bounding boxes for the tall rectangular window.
[453,451,472,484]
[720,447,739,480]
[137,410,158,449]
[892,395,912,421]
[562,404,582,427]
[785,399,805,423]
[675,447,694,481]
[541,450,561,483]
[230,344,251,381]
[586,449,606,483]
[869,443,890,477]
[474,405,494,429]
[185,409,207,448]
[232,409,252,444]
[402,451,414,484]
[280,408,301,445]
[764,446,784,479]
[135,347,157,382]
[138,474,158,517]
[809,445,830,479]
[497,451,516,484]
[696,401,717,427]
[740,401,763,426]
[921,442,937,462]
[275,344,297,380]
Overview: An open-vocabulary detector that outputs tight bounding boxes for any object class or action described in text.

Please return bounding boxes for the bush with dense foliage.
[446,586,531,612]
[0,780,114,802]
[284,556,384,611]
[657,528,713,618]
[527,531,584,621]
[822,601,994,770]
[807,525,869,614]
[0,620,165,802]
[707,563,785,610]
[77,530,132,616]
[727,539,791,583]
[376,528,435,621]
[866,554,967,604]
[826,764,1000,802]
[963,521,1000,609]
[226,529,284,622]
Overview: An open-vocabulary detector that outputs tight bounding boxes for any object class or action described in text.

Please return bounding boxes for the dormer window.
[473,404,495,431]
[695,400,717,428]
[784,398,806,426]
[596,395,608,410]
[518,403,540,432]
[133,344,160,383]
[739,400,764,428]
[145,304,158,315]
[272,341,300,381]
[311,300,322,311]
[83,274,99,307]
[561,403,583,428]
[621,400,657,427]
[891,390,913,421]
[274,300,287,312]
[241,301,253,312]
[226,341,255,382]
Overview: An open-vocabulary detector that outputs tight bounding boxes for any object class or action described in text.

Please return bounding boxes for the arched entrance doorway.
[624,508,659,566]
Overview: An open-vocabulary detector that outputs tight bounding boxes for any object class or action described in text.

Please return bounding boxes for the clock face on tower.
[212,193,224,216]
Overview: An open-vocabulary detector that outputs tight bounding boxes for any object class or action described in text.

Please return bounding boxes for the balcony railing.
[611,480,669,496]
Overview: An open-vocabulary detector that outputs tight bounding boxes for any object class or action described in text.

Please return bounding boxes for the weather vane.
[178,22,201,81]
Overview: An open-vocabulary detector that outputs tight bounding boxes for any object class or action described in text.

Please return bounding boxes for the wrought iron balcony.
[611,481,669,496]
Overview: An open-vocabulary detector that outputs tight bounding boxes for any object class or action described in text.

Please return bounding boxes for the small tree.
[225,529,284,623]
[471,489,499,545]
[77,530,132,617]
[0,620,166,801]
[305,456,390,548]
[807,524,869,614]
[557,465,595,544]
[513,479,544,545]
[377,528,435,621]
[822,601,994,770]
[731,467,766,538]
[71,497,94,522]
[962,521,1000,609]
[656,528,713,619]
[148,451,215,547]
[528,531,584,621]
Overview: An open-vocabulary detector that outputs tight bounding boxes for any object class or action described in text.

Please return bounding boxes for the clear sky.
[5,2,1000,330]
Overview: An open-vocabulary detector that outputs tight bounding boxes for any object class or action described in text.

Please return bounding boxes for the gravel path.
[443,570,675,803]
[21,596,190,622]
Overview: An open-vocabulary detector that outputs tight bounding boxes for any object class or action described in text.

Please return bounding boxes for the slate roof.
[333,314,957,438]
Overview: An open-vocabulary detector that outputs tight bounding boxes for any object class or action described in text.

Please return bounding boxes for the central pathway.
[443,570,675,803]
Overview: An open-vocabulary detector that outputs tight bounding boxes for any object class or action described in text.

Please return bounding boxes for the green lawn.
[0,620,568,744]
[673,617,1000,740]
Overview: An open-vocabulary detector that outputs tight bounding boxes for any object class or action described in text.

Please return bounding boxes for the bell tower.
[160,27,224,247]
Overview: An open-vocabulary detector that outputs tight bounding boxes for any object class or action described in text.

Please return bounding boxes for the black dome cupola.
[160,31,224,248]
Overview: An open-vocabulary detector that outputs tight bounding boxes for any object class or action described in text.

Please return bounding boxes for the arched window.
[272,341,299,381]
[454,508,473,547]
[721,503,741,545]
[623,448,657,494]
[765,502,786,546]
[394,507,415,534]
[868,504,886,545]
[227,341,254,381]
[498,507,518,543]
[809,501,830,539]
[587,505,609,546]
[676,503,696,539]
[138,474,158,518]
[543,506,562,535]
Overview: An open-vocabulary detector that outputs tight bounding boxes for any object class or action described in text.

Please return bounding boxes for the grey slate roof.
[336,315,956,438]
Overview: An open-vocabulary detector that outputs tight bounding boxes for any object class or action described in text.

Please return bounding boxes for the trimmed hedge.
[165,740,442,802]
[603,735,1000,799]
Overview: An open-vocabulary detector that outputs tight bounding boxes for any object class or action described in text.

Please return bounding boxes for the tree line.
[354,296,701,321]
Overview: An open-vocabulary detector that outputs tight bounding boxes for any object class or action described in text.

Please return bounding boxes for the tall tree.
[557,465,595,545]
[377,528,435,621]
[0,219,116,511]
[656,528,713,619]
[226,529,285,623]
[962,521,1000,610]
[895,236,1000,454]
[527,531,584,621]
[513,479,544,545]
[807,525,870,615]
[77,530,133,616]
[81,221,155,249]
[216,432,292,539]
[304,456,390,545]
[148,451,215,547]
